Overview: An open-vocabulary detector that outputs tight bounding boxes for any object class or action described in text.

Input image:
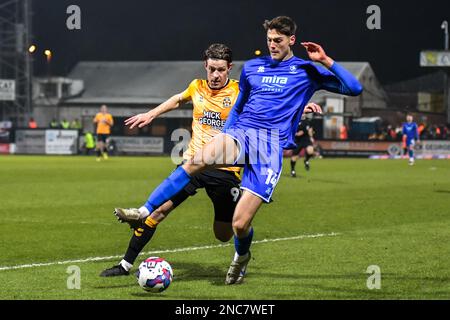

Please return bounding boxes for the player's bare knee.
[232,219,250,237]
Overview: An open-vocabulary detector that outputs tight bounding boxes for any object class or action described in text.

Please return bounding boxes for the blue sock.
[234,227,254,256]
[408,149,413,158]
[143,166,191,213]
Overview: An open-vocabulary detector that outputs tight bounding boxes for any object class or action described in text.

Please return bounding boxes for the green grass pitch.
[0,155,449,299]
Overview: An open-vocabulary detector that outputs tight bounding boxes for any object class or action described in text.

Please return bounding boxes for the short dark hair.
[263,16,297,36]
[203,43,233,63]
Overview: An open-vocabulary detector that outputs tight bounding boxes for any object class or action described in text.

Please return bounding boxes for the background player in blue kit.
[402,114,420,165]
[115,16,363,285]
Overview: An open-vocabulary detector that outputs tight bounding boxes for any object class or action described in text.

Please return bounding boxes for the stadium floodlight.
[442,20,449,51]
[44,49,52,63]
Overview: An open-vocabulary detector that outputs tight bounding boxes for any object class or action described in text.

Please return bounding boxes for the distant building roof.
[64,61,245,105]
[63,60,370,105]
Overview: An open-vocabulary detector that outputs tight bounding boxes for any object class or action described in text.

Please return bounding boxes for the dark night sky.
[32,0,450,85]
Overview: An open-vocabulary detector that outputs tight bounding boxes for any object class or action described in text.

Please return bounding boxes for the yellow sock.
[144,216,159,228]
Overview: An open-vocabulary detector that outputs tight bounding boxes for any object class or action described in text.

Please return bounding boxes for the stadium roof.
[63,61,369,105]
[384,70,447,93]
[64,61,245,105]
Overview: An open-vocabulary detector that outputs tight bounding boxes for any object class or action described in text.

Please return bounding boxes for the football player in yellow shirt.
[100,44,241,277]
[93,104,114,161]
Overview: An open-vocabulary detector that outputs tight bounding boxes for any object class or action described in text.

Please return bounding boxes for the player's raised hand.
[301,42,334,68]
[124,112,155,129]
[304,102,323,114]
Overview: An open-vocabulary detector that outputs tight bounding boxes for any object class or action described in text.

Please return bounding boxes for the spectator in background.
[441,125,448,140]
[402,135,407,156]
[387,125,396,141]
[395,125,403,140]
[418,123,425,138]
[435,125,441,139]
[28,118,37,129]
[60,118,70,129]
[84,131,96,155]
[70,118,82,130]
[49,118,59,128]
[339,124,348,140]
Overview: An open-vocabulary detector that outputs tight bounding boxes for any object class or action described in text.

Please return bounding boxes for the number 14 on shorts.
[264,168,279,186]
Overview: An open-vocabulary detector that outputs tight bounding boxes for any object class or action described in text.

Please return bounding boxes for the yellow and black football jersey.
[180,79,240,176]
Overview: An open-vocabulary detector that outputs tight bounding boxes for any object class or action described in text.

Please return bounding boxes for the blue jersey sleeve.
[223,67,250,130]
[308,62,363,96]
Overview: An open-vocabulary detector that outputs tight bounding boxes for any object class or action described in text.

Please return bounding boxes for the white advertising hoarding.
[420,51,450,67]
[45,130,79,154]
[0,79,15,101]
[112,136,164,154]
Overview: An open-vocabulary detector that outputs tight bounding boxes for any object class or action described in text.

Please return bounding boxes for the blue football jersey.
[227,55,362,149]
[402,122,418,140]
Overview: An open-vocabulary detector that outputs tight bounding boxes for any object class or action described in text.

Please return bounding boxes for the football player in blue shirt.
[402,114,420,165]
[117,16,363,285]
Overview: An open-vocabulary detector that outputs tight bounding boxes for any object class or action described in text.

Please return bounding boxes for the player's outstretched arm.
[301,42,363,96]
[125,93,184,129]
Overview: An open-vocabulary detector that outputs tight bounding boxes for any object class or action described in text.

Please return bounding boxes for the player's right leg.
[223,129,283,285]
[225,191,262,284]
[102,136,109,160]
[204,169,242,242]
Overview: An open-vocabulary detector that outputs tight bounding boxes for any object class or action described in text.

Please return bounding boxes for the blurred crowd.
[27,117,82,130]
[368,123,449,141]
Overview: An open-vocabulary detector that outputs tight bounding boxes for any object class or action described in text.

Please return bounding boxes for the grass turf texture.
[0,155,449,299]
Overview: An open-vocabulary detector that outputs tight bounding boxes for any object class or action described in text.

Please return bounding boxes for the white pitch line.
[0,232,340,272]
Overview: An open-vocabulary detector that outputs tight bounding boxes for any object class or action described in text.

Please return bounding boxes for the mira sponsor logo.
[261,75,288,92]
[261,75,288,84]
